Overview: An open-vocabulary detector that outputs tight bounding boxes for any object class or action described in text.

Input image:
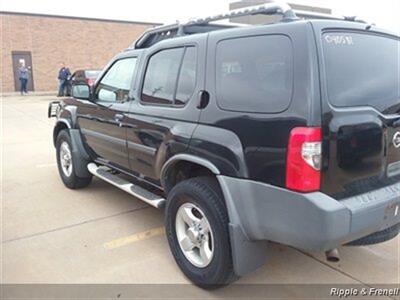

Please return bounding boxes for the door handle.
[197,90,210,109]
[87,115,99,121]
[114,114,124,121]
[119,123,137,129]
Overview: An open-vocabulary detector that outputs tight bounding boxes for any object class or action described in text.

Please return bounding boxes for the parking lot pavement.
[1,95,399,295]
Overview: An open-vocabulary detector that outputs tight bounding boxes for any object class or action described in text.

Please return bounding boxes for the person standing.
[57,62,71,97]
[17,63,29,95]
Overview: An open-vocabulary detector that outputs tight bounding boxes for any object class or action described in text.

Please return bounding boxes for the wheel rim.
[175,202,214,268]
[59,141,73,177]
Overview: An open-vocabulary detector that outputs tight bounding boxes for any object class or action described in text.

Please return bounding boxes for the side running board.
[87,163,165,209]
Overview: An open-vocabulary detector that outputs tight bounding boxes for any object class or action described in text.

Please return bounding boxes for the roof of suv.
[120,1,398,58]
[122,19,396,58]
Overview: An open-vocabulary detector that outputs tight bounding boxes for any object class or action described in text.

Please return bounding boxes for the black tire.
[165,177,237,288]
[56,130,92,189]
[346,223,400,246]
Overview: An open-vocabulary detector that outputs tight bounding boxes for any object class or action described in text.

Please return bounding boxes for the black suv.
[48,3,400,287]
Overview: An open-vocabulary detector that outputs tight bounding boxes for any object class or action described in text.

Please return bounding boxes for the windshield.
[322,32,400,114]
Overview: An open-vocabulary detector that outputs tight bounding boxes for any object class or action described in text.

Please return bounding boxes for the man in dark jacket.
[57,62,71,97]
[18,63,30,95]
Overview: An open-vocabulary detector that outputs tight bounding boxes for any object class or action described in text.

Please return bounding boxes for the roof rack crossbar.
[294,10,367,23]
[187,2,296,25]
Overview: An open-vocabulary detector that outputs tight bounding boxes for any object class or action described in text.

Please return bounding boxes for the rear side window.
[216,35,293,113]
[142,48,184,105]
[141,47,197,106]
[175,47,197,105]
[322,32,400,114]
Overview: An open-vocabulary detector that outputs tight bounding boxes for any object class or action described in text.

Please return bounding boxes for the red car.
[66,70,101,96]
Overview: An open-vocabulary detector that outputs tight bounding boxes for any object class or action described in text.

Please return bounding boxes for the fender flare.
[53,119,72,146]
[56,118,72,129]
[160,153,220,188]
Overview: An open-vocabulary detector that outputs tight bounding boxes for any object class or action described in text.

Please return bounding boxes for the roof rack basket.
[130,1,366,49]
[131,2,295,49]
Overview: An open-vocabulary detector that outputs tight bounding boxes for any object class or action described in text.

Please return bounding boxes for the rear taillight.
[286,127,322,192]
[86,78,94,86]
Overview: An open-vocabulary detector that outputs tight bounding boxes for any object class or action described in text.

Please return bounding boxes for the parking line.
[104,227,165,250]
[36,163,57,168]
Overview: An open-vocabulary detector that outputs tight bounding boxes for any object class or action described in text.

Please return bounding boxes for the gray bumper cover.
[217,176,400,275]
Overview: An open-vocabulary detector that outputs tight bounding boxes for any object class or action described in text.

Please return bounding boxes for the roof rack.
[129,1,366,50]
[130,22,237,49]
[130,1,296,49]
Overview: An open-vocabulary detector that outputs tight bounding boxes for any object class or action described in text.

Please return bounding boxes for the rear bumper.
[218,176,400,251]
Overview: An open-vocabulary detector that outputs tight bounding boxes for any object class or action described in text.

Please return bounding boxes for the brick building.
[1,2,331,93]
[0,12,159,93]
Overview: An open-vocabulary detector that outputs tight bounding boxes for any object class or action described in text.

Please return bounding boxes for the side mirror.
[72,84,91,100]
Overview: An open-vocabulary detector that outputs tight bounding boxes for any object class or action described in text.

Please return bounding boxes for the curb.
[1,91,58,97]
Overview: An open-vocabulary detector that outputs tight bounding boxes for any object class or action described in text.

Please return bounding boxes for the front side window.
[216,35,293,113]
[96,57,137,103]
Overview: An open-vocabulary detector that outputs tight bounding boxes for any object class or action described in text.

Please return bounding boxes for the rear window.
[216,35,293,113]
[322,32,400,114]
[85,70,100,78]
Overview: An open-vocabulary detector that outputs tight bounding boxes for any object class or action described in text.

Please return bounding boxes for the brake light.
[86,78,94,86]
[286,127,322,192]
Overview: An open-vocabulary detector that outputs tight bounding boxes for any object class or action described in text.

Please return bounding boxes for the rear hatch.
[318,27,400,199]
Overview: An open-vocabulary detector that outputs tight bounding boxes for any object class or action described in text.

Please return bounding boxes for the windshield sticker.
[324,34,354,45]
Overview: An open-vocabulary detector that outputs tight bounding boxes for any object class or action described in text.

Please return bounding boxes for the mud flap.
[69,129,92,178]
[218,175,268,276]
[229,223,268,276]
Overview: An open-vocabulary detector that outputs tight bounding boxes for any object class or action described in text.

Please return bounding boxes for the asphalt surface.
[1,95,399,299]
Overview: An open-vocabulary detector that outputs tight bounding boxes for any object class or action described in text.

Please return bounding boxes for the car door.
[126,37,206,184]
[77,56,138,169]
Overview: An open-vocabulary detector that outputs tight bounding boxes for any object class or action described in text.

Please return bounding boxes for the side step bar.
[87,163,165,209]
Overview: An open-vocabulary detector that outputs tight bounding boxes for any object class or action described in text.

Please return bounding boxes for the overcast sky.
[2,0,399,34]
